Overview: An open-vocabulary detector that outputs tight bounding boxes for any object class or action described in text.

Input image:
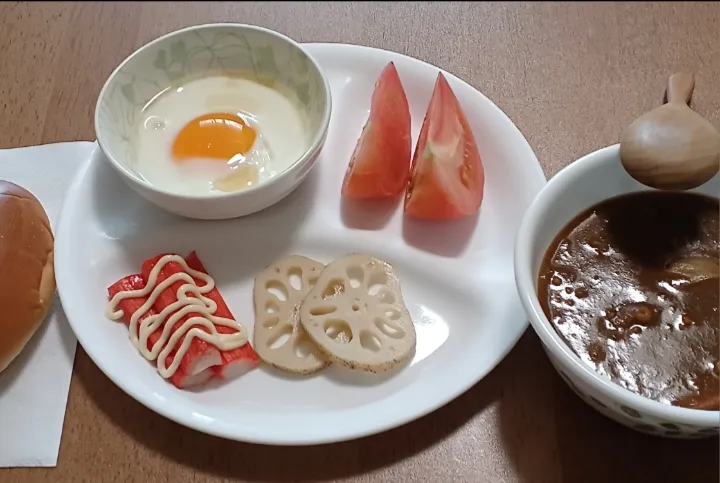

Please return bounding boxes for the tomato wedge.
[404,72,485,220]
[341,62,412,199]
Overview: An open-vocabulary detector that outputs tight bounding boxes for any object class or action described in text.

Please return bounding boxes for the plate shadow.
[402,211,479,258]
[75,337,505,482]
[340,196,400,231]
[100,163,321,293]
[322,362,407,387]
[90,156,181,241]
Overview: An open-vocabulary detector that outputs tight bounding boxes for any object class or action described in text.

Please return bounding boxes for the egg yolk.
[172,112,256,162]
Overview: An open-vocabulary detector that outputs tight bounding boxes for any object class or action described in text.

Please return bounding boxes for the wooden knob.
[667,72,695,105]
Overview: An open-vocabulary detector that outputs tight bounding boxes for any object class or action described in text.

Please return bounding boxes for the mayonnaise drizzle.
[106,254,248,378]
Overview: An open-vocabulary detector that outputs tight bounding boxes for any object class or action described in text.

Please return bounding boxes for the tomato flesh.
[341,62,412,199]
[404,72,485,220]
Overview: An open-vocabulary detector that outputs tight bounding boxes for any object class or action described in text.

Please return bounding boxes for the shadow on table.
[497,333,720,483]
[75,331,530,481]
[553,382,720,483]
[493,332,564,483]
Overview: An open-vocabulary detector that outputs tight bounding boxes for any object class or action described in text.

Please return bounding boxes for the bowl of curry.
[514,144,719,438]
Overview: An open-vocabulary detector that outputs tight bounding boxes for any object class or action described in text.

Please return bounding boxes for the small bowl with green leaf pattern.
[94,23,331,220]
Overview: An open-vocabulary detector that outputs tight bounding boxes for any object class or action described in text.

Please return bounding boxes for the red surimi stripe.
[107,274,209,389]
[140,254,222,380]
[184,251,260,379]
[107,275,162,353]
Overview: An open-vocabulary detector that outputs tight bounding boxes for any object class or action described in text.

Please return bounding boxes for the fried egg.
[134,76,310,195]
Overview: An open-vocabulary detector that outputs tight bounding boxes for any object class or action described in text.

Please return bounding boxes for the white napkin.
[0,141,95,467]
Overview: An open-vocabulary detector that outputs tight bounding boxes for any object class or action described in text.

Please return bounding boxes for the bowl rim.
[93,22,333,200]
[514,143,719,427]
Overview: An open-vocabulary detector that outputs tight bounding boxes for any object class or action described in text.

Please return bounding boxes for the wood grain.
[619,72,720,190]
[1,2,719,482]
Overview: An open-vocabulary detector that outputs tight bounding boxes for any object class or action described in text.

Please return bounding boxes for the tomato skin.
[341,62,412,199]
[404,72,485,220]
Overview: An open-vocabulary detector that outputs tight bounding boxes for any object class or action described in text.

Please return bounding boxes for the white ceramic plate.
[55,43,546,445]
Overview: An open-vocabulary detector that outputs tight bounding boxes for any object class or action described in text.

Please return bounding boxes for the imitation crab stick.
[140,254,223,380]
[107,274,214,388]
[185,251,260,380]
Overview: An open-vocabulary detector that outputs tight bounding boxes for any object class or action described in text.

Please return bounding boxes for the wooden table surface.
[2,2,719,482]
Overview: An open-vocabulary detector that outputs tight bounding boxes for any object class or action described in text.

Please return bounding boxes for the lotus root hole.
[308,276,319,288]
[384,308,401,320]
[324,319,353,344]
[379,288,395,304]
[266,301,280,314]
[346,265,364,288]
[360,330,383,352]
[266,280,288,302]
[322,279,346,299]
[310,305,336,316]
[268,325,293,349]
[263,316,280,329]
[374,317,406,339]
[367,270,388,296]
[288,266,303,291]
[352,303,360,311]
[294,338,314,359]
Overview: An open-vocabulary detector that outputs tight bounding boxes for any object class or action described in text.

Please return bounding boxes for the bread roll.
[0,181,55,373]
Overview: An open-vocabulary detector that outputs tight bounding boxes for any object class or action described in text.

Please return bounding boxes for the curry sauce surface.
[538,192,719,410]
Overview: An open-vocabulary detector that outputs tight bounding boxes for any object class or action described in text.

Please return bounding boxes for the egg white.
[134,76,310,196]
